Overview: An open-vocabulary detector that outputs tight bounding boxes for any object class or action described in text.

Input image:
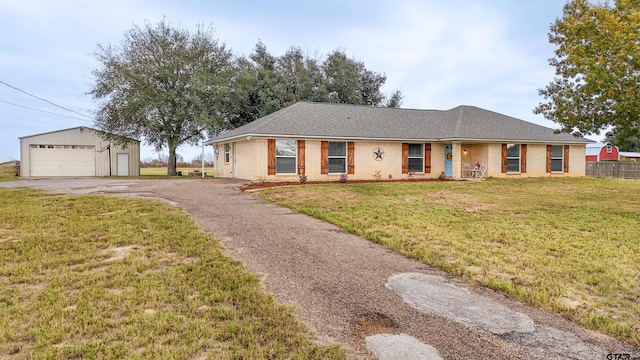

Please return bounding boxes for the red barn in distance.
[585,143,620,162]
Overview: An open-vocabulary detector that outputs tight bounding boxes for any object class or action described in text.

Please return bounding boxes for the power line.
[0,80,94,120]
[0,99,94,123]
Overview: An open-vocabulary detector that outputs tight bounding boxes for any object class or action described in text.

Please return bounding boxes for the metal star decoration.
[373,147,384,160]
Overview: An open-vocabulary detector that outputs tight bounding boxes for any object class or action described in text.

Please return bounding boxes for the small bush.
[339,173,348,183]
[372,170,382,180]
[299,174,308,184]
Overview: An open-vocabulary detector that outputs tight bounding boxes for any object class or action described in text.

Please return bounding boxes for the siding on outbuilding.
[19,127,140,177]
[619,152,640,162]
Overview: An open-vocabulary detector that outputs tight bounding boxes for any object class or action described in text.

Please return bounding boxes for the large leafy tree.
[277,47,325,104]
[323,50,387,106]
[222,43,402,127]
[221,42,293,129]
[605,130,640,151]
[222,57,263,129]
[90,20,232,176]
[534,0,639,139]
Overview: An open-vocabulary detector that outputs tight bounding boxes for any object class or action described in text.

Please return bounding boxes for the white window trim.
[408,143,424,173]
[276,139,297,175]
[328,141,347,174]
[506,144,521,173]
[551,145,564,173]
[606,145,613,153]
[224,143,230,164]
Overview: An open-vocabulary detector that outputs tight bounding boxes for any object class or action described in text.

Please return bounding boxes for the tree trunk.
[167,140,178,176]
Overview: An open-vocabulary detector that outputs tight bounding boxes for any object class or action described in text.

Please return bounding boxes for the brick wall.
[214,138,586,180]
[254,140,444,182]
[487,143,585,178]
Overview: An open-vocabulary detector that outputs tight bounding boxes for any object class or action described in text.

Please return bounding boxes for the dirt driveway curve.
[2,178,638,359]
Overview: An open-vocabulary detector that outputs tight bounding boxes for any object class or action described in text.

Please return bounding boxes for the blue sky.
[0,0,594,162]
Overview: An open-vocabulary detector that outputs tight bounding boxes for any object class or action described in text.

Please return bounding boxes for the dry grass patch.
[0,162,18,180]
[259,177,640,346]
[0,188,344,359]
[100,245,141,262]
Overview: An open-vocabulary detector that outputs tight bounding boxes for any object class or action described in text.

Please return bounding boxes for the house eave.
[205,133,591,145]
[206,134,445,144]
[440,137,592,144]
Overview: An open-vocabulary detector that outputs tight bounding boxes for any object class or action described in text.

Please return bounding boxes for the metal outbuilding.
[19,126,140,177]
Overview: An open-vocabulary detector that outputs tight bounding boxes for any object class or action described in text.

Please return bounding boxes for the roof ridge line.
[301,100,444,112]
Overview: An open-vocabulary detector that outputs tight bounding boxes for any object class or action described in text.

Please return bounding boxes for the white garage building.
[20,126,140,177]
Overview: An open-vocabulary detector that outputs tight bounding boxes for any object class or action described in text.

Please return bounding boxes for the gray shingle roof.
[206,102,590,144]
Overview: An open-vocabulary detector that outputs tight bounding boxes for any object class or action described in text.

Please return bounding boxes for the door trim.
[232,142,237,178]
[445,144,452,177]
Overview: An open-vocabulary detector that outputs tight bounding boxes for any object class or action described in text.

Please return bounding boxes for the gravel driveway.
[2,178,638,359]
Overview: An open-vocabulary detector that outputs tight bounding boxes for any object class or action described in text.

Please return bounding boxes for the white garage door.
[30,145,95,176]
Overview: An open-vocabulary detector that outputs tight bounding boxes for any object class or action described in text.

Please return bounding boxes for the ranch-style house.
[206,102,590,181]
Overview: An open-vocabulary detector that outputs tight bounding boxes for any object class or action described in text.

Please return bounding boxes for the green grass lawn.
[0,189,344,359]
[259,177,640,346]
[140,167,215,177]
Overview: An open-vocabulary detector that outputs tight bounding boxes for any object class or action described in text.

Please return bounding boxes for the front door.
[445,144,452,177]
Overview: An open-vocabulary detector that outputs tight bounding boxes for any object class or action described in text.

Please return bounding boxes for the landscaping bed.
[242,178,450,191]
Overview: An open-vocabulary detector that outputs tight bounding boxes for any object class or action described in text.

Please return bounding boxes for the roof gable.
[207,102,590,144]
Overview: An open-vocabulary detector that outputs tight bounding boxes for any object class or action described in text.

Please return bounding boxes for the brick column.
[452,142,463,180]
